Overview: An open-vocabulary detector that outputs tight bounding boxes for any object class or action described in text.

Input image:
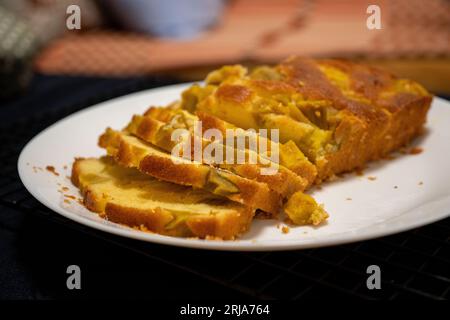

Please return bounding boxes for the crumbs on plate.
[46,165,59,176]
[281,226,290,234]
[409,147,423,155]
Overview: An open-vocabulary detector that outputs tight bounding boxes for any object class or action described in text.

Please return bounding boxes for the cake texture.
[178,57,432,182]
[72,157,254,239]
[71,56,432,239]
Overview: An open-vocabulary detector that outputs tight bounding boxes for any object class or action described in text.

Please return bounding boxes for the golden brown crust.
[71,157,255,239]
[139,155,282,215]
[215,85,253,104]
[280,57,431,123]
[99,129,282,215]
[185,208,254,239]
[273,57,431,180]
[104,203,186,237]
[125,111,308,197]
[70,157,83,188]
[104,203,254,239]
[279,57,343,103]
[249,79,297,95]
[319,58,395,100]
[279,57,392,123]
[144,107,177,122]
[137,117,161,142]
[138,155,207,188]
[196,111,317,187]
[131,115,161,142]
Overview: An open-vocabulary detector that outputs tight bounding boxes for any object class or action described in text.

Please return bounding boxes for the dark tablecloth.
[1,74,449,300]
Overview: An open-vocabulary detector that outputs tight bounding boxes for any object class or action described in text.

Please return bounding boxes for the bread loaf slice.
[98,128,282,216]
[144,107,318,186]
[195,110,318,186]
[125,112,308,197]
[71,157,254,239]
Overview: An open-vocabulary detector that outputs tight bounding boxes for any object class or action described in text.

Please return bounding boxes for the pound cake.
[98,128,282,215]
[71,56,432,239]
[72,157,254,239]
[125,110,308,196]
[177,57,432,182]
[142,106,318,186]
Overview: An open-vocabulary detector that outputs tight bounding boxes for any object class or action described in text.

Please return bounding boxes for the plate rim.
[17,85,450,251]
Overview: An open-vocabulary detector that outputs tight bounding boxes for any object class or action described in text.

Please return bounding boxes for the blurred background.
[1,0,449,99]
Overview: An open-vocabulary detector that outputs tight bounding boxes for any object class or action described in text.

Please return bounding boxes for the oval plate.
[18,83,450,251]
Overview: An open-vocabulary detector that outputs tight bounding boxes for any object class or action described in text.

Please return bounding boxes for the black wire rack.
[0,74,449,300]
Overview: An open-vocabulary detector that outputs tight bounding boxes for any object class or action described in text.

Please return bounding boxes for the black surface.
[0,74,449,300]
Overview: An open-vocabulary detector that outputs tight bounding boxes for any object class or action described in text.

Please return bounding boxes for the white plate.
[18,83,450,251]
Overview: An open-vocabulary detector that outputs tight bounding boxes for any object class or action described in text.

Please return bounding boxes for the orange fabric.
[34,0,450,76]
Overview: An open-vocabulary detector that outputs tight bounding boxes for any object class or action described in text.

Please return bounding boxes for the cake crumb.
[62,186,69,192]
[409,147,423,155]
[46,166,59,176]
[135,224,150,232]
[346,197,352,201]
[418,181,423,186]
[356,169,365,176]
[367,176,377,181]
[205,235,225,241]
[64,194,76,200]
[281,226,290,234]
[63,165,68,169]
[394,186,398,189]
[63,199,70,204]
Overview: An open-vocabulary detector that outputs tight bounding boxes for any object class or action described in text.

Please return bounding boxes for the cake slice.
[124,111,308,197]
[195,110,318,186]
[144,106,317,186]
[98,128,282,215]
[71,157,254,239]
